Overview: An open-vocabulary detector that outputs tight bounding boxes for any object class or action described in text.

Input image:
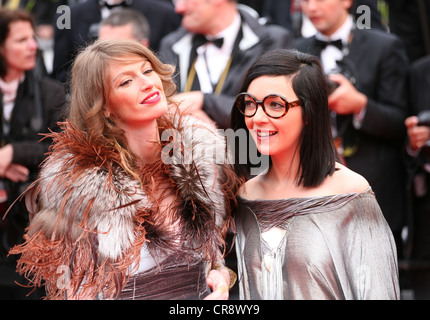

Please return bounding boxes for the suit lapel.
[345,29,367,68]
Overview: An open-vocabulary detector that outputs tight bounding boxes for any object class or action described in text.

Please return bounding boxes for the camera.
[418,110,430,127]
[326,58,358,94]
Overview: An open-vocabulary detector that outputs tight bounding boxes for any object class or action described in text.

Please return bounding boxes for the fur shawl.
[10,115,237,299]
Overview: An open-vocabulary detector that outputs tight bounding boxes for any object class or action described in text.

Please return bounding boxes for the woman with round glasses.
[228,49,399,300]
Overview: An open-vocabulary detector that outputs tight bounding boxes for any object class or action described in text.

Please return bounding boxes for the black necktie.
[192,34,224,49]
[99,0,131,9]
[315,38,343,51]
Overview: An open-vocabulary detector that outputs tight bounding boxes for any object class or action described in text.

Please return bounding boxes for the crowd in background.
[1,0,430,300]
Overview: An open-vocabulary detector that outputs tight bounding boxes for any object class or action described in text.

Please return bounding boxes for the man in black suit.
[158,0,292,129]
[52,0,181,83]
[387,0,430,63]
[404,56,430,298]
[294,0,409,257]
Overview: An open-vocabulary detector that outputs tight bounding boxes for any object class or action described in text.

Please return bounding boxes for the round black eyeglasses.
[235,92,302,119]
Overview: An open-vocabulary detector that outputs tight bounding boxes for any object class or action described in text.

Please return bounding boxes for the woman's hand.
[0,144,29,182]
[405,115,430,150]
[5,164,29,183]
[0,144,14,178]
[204,267,231,300]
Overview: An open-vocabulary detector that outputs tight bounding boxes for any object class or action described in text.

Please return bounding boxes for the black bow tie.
[100,0,131,9]
[192,34,224,49]
[315,38,343,51]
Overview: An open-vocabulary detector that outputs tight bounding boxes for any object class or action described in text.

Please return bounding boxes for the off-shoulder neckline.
[237,186,373,203]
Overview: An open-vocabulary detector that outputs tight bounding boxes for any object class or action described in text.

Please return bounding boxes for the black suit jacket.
[409,55,430,115]
[0,70,65,208]
[52,0,181,83]
[0,71,65,171]
[294,28,409,234]
[406,55,430,260]
[159,9,292,128]
[0,70,65,263]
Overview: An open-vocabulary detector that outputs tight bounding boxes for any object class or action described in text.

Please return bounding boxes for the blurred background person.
[98,8,150,46]
[386,0,430,63]
[51,0,181,84]
[239,0,386,38]
[0,8,65,299]
[158,0,293,129]
[5,1,88,74]
[404,55,430,299]
[294,0,409,267]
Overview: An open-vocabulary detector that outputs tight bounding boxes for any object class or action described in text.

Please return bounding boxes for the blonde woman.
[10,39,237,300]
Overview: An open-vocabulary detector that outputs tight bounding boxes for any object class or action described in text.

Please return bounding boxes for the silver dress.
[235,188,400,300]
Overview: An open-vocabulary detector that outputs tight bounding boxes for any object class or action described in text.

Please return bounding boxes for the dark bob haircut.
[228,48,338,188]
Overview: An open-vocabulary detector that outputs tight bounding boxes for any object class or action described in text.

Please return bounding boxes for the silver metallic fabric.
[235,188,400,300]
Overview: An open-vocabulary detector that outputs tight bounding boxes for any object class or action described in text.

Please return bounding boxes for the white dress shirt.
[194,13,241,93]
[316,15,365,129]
[315,15,353,74]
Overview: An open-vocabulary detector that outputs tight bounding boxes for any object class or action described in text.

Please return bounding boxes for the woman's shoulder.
[238,163,370,201]
[38,122,129,191]
[328,163,370,194]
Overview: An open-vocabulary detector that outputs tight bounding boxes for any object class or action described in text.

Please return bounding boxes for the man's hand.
[173,91,216,125]
[405,115,430,150]
[328,73,367,115]
[173,91,204,114]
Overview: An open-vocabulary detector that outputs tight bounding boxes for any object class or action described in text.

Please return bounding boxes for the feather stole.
[10,115,236,299]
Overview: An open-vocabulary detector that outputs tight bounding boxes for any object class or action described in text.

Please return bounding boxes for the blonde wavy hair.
[67,39,177,179]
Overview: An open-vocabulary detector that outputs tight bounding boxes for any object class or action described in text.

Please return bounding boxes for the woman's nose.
[252,105,269,124]
[139,75,154,91]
